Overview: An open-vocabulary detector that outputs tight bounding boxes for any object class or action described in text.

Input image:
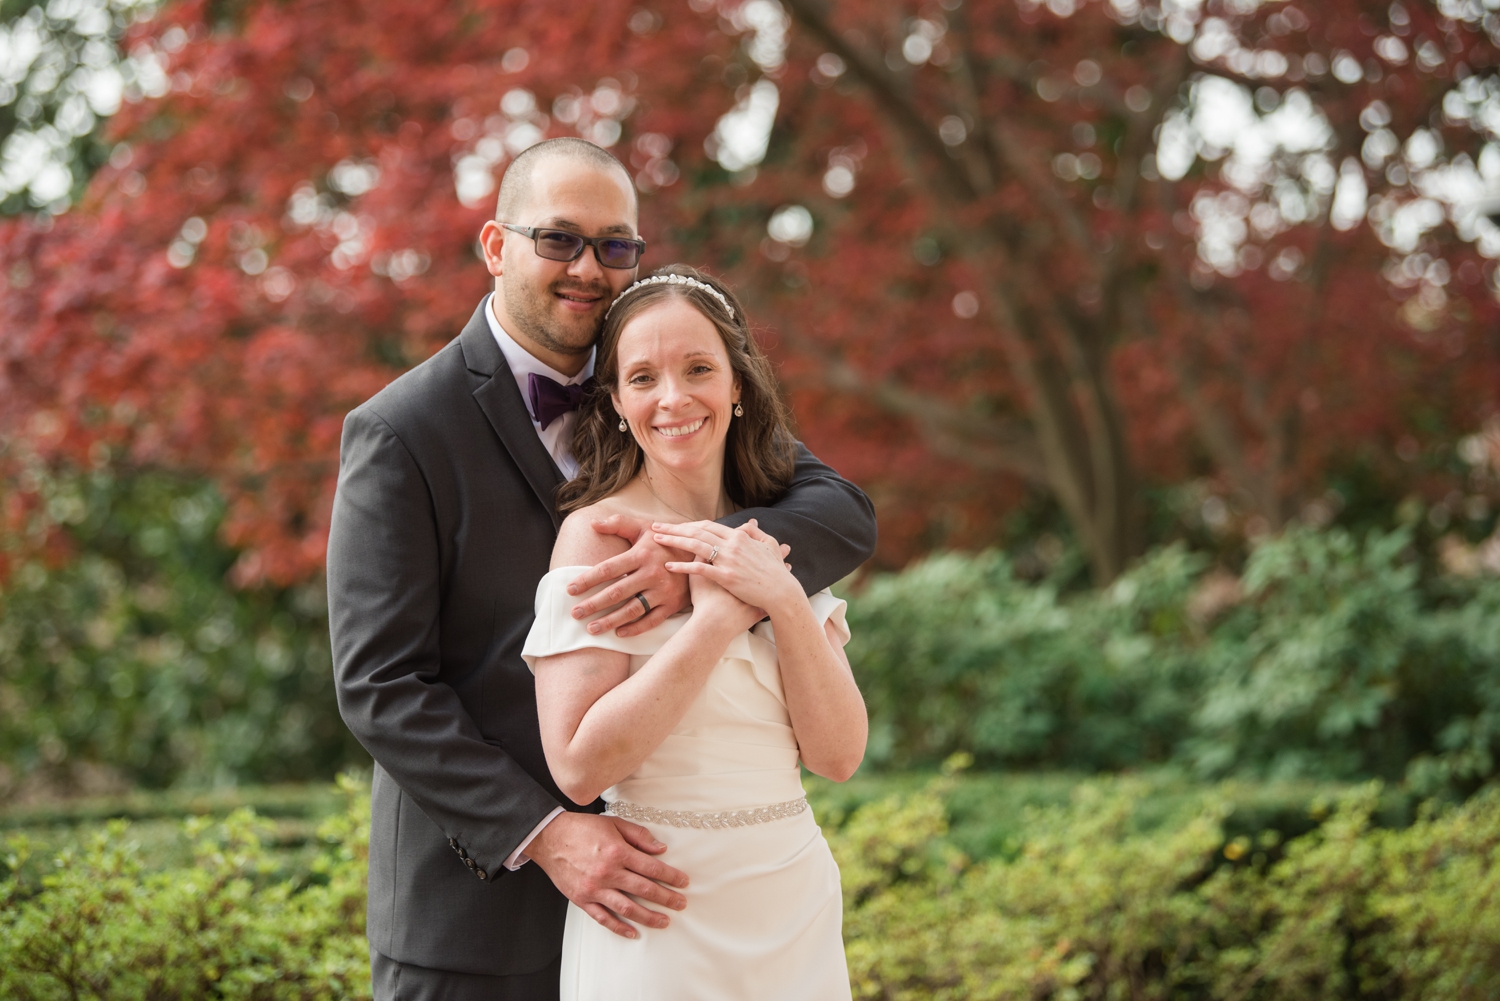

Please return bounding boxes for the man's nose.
[566,243,607,281]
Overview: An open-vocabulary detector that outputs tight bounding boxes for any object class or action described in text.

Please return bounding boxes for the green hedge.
[846,528,1500,791]
[3,772,1498,1000]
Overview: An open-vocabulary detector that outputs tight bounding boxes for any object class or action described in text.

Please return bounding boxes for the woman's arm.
[535,510,762,805]
[656,520,868,782]
[763,600,867,782]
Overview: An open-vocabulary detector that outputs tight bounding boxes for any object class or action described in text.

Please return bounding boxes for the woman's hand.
[654,519,802,618]
[684,565,754,624]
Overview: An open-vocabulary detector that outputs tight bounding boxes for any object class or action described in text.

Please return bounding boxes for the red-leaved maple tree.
[3,0,1498,585]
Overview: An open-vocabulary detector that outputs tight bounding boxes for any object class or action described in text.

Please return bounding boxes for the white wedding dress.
[522,567,853,1001]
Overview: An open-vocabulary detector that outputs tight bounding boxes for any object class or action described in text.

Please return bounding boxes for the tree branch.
[780,0,979,204]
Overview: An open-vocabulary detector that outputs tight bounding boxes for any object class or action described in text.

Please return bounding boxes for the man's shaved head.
[495,137,636,223]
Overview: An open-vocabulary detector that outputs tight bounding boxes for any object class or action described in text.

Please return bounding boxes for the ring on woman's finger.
[634,593,651,619]
[706,545,719,565]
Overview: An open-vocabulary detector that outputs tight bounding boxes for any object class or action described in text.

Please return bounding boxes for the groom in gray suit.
[328,137,876,999]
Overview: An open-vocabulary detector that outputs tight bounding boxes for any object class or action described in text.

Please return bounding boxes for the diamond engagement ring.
[707,545,719,565]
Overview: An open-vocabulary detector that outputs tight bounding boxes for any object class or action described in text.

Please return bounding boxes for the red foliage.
[3,0,1498,583]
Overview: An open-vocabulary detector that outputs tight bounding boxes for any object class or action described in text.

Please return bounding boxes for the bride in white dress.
[522,265,866,1000]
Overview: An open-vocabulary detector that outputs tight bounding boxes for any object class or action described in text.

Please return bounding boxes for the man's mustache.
[550,282,613,302]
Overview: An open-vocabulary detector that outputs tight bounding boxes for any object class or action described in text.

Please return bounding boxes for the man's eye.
[538,231,579,247]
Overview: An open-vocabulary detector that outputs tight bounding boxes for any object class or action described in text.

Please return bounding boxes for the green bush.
[0,471,362,793]
[830,767,1500,1001]
[6,772,1497,1000]
[0,775,372,1000]
[844,546,1202,772]
[845,528,1500,789]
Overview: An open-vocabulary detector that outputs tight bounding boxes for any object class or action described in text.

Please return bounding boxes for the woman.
[522,265,867,1000]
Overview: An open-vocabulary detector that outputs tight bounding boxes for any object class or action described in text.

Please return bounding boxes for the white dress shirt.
[484,293,595,480]
[484,292,592,869]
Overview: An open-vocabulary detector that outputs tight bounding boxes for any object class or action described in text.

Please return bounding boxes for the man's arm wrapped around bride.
[523,264,866,1001]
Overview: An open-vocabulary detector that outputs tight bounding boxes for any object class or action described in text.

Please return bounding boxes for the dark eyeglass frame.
[500,223,646,269]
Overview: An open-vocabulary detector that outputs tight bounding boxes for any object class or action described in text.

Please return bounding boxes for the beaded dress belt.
[604,796,808,829]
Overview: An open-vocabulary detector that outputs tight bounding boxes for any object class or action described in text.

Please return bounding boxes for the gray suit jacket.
[327,301,877,976]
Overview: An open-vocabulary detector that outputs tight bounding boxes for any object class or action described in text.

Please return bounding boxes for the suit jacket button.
[449,838,458,848]
[476,869,488,880]
[465,858,476,868]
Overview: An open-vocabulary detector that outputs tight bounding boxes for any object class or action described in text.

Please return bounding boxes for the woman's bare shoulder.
[551,499,634,569]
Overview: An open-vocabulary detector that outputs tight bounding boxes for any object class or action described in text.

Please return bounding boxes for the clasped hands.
[566,514,795,636]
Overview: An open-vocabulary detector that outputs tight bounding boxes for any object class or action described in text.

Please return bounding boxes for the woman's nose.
[657,377,690,409]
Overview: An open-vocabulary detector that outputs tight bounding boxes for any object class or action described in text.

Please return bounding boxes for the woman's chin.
[642,435,729,475]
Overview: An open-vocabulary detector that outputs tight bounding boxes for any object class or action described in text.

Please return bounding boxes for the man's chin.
[547,306,606,345]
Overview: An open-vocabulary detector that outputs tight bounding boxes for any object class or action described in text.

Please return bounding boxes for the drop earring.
[619,417,628,432]
[734,403,744,417]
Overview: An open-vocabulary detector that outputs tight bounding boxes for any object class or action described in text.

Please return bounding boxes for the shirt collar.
[484,292,596,389]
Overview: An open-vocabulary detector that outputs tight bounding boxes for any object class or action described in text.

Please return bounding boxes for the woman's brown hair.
[557,264,797,515]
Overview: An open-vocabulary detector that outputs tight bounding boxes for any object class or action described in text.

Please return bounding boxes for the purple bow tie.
[528,372,591,431]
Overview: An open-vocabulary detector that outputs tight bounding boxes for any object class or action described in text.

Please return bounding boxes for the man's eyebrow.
[539,217,637,236]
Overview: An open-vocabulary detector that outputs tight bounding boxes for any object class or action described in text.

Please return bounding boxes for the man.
[327,137,877,999]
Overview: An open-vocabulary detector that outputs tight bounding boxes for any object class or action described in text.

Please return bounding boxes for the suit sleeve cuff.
[503,807,566,871]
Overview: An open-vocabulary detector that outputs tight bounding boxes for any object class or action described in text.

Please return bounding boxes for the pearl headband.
[605,273,735,320]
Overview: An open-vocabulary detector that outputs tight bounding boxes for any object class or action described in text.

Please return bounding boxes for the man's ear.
[478,220,505,279]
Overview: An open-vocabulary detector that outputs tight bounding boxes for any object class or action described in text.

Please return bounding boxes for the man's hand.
[525,811,689,940]
[567,514,691,637]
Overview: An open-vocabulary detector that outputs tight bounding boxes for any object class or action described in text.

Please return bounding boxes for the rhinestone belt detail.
[603,796,808,829]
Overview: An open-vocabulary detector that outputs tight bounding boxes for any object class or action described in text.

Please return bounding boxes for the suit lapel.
[460,301,566,531]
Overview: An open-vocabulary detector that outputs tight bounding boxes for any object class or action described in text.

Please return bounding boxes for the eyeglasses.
[500,224,646,269]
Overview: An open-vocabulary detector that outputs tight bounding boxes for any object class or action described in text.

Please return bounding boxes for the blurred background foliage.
[1,0,1499,809]
[4,469,1498,802]
[0,468,360,798]
[845,531,1500,797]
[0,0,155,215]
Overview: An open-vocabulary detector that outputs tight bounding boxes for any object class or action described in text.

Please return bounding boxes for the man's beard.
[501,270,611,359]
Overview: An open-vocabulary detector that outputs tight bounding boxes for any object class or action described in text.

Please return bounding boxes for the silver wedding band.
[635,593,651,618]
[707,545,719,565]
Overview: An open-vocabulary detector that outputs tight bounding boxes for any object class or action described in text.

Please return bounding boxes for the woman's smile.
[655,417,707,438]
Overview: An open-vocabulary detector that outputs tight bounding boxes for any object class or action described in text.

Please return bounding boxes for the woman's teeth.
[656,418,705,438]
